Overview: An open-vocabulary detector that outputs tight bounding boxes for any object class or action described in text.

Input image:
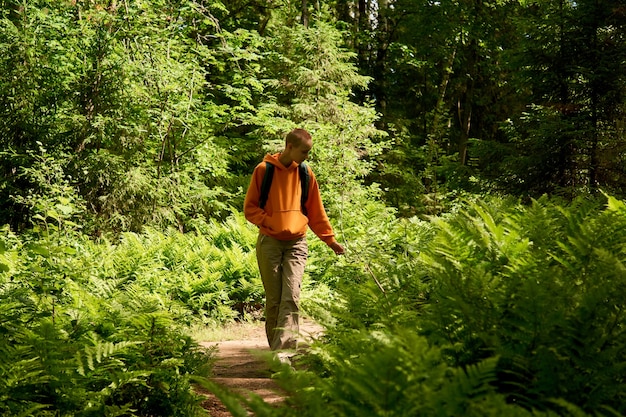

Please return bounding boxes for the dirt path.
[197,320,322,416]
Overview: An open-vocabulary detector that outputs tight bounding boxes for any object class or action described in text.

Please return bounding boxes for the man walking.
[244,128,344,352]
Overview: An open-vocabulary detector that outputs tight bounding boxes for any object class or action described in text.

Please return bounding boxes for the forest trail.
[197,320,323,416]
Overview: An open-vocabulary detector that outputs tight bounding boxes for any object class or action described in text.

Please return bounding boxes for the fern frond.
[75,336,139,376]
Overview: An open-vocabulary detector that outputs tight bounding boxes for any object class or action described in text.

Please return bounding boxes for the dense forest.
[1,0,626,416]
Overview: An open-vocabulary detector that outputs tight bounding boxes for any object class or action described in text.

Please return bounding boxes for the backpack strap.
[259,162,274,210]
[299,162,310,216]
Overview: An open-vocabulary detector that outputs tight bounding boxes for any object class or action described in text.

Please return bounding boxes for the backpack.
[259,162,310,215]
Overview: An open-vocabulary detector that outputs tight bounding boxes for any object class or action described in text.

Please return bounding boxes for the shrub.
[240,195,624,416]
[0,215,215,416]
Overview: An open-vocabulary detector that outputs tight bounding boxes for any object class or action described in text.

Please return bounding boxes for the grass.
[190,318,266,343]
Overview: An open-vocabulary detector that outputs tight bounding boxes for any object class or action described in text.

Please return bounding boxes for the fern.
[289,195,626,416]
[265,326,555,417]
[0,217,219,415]
[75,336,139,376]
[416,195,626,414]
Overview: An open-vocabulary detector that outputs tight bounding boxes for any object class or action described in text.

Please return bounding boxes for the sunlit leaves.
[420,195,626,413]
[297,194,626,415]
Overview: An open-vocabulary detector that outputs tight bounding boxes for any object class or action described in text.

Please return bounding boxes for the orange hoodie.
[244,153,337,245]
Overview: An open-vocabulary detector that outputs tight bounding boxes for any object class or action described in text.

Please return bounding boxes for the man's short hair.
[286,128,312,147]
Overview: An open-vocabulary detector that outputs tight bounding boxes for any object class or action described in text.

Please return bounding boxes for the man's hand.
[329,241,345,255]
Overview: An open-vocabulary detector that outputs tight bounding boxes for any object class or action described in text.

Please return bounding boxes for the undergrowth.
[228,194,626,416]
[4,193,626,416]
[0,209,262,415]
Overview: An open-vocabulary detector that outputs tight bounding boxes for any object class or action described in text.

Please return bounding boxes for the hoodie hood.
[263,153,299,171]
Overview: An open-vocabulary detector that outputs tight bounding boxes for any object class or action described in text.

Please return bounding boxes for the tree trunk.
[357,0,369,68]
[373,0,389,123]
[457,39,477,166]
[302,0,309,27]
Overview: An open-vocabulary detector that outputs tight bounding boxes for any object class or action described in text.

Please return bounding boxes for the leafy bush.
[0,211,264,415]
[108,215,263,322]
[229,194,626,417]
[305,197,432,330]
[420,194,626,414]
[269,329,568,417]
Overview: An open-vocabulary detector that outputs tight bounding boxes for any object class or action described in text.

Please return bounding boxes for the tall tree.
[335,0,521,212]
[478,0,626,197]
[178,0,388,213]
[0,0,233,233]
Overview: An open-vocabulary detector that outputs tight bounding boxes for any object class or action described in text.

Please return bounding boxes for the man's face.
[292,139,312,164]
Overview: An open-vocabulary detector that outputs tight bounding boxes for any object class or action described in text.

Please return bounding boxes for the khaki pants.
[256,233,308,350]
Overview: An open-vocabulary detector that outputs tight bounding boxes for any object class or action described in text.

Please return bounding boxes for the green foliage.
[216,194,626,417]
[3,0,626,232]
[0,212,273,416]
[468,0,626,199]
[105,215,263,323]
[204,11,390,214]
[256,19,388,210]
[243,328,564,417]
[6,181,626,416]
[0,1,387,234]
[0,0,235,234]
[305,196,431,330]
[5,1,626,414]
[419,195,626,414]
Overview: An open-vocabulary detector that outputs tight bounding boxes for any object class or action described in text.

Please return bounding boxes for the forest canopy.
[1,0,625,234]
